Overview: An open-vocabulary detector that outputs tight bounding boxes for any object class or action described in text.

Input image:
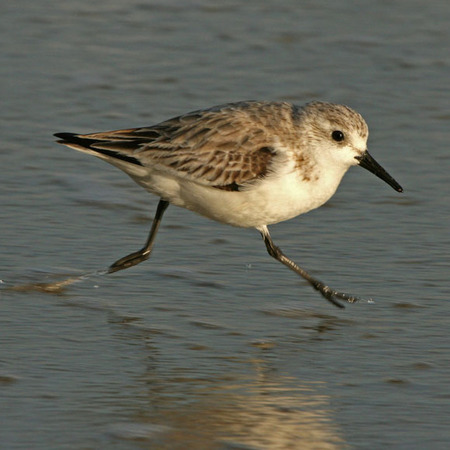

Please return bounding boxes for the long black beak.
[356,151,403,192]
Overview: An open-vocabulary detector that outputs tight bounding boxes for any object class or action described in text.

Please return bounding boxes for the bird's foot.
[312,281,361,309]
[108,249,150,273]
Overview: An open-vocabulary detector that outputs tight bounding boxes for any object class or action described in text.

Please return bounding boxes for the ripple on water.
[107,422,171,441]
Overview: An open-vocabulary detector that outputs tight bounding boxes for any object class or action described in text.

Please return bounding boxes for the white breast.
[137,161,347,228]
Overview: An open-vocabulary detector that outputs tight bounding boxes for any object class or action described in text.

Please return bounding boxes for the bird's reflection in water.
[127,360,346,449]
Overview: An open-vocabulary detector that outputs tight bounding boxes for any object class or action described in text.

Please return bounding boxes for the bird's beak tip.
[356,151,403,193]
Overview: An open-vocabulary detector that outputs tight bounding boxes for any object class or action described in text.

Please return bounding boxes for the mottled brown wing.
[72,102,292,189]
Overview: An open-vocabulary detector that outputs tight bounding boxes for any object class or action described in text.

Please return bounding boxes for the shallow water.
[1,0,449,448]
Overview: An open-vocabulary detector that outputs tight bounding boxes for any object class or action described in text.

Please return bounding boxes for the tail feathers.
[54,132,144,166]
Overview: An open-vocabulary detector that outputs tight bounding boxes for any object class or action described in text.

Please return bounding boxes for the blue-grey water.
[1,1,449,448]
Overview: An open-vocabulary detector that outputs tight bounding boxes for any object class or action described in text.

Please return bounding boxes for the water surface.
[1,1,449,448]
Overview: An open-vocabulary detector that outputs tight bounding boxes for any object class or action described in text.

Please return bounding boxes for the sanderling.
[55,101,403,308]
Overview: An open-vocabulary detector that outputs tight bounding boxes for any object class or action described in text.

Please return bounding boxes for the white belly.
[136,166,345,228]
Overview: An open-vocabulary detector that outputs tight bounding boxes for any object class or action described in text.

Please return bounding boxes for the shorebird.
[55,101,402,308]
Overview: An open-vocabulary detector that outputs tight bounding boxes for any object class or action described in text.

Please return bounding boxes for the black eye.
[332,130,345,142]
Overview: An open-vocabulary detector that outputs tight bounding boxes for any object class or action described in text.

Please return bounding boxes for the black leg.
[257,225,360,308]
[108,199,169,273]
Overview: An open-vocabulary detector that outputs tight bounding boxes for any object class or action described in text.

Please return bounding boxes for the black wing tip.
[54,132,144,167]
[54,132,98,148]
[54,132,74,138]
[54,132,78,143]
